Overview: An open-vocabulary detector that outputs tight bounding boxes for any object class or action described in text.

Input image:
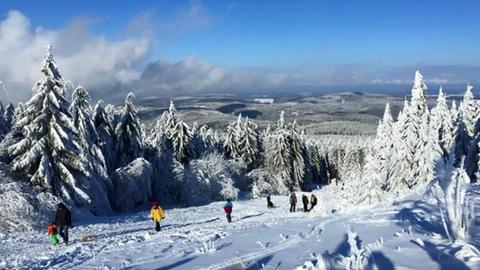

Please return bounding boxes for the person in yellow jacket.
[149,201,165,232]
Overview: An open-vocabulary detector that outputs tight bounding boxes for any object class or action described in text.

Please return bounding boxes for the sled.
[78,235,95,242]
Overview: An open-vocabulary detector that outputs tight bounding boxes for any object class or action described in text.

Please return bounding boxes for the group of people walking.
[289,192,317,212]
[47,193,317,246]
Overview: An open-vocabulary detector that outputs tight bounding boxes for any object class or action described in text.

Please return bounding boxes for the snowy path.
[1,194,480,270]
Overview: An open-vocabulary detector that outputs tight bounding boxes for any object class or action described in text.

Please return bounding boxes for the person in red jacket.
[47,222,58,246]
[224,199,233,222]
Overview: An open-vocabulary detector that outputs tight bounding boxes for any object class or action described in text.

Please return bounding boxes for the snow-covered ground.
[1,191,479,270]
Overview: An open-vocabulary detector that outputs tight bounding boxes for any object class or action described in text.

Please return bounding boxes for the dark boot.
[155,221,161,232]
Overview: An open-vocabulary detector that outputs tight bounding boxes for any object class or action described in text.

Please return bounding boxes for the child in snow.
[310,194,318,211]
[48,222,58,246]
[224,199,233,222]
[150,202,165,232]
[289,193,297,212]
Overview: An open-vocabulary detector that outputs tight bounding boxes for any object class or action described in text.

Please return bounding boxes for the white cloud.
[0,10,150,102]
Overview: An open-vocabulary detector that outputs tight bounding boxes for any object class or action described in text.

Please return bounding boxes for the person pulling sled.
[150,202,165,232]
[54,203,72,244]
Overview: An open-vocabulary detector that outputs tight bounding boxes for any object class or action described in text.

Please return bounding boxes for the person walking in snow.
[302,194,309,212]
[267,194,274,208]
[47,222,58,246]
[289,193,297,212]
[224,199,233,222]
[54,203,72,244]
[150,202,165,232]
[310,194,318,211]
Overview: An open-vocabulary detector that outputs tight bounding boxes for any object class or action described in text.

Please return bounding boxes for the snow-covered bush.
[110,158,152,212]
[182,152,239,206]
[247,168,289,197]
[435,165,475,243]
[0,181,60,232]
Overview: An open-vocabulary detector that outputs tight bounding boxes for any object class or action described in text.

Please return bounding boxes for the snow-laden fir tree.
[237,116,259,168]
[70,87,98,147]
[430,87,454,162]
[7,45,111,212]
[459,84,477,137]
[404,71,432,188]
[224,118,240,159]
[289,120,305,189]
[264,111,292,192]
[163,101,192,163]
[170,119,192,163]
[93,100,116,173]
[69,86,110,184]
[386,100,411,193]
[452,114,471,168]
[115,92,144,167]
[2,102,15,133]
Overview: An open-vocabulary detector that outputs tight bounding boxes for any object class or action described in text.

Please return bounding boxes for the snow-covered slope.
[1,189,479,270]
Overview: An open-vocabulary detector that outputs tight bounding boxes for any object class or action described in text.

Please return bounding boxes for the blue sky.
[0,0,479,99]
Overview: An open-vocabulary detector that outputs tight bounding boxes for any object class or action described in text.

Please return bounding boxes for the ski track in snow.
[1,193,480,270]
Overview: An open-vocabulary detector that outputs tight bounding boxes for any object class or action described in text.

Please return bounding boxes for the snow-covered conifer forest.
[1,47,479,269]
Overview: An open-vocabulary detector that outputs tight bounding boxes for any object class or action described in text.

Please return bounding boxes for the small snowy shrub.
[110,158,152,212]
[435,165,475,244]
[182,153,239,205]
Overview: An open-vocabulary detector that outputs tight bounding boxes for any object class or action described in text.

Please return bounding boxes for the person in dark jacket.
[310,194,318,211]
[267,194,274,208]
[54,203,72,244]
[289,193,297,212]
[302,194,309,212]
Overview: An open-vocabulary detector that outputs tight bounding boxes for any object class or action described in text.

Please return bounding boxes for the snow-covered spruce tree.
[289,120,305,189]
[404,71,433,188]
[459,84,477,137]
[264,111,292,192]
[70,87,111,190]
[224,121,240,159]
[115,92,144,167]
[452,114,471,168]
[237,116,259,168]
[163,101,192,163]
[170,119,192,163]
[93,100,116,173]
[386,100,411,193]
[8,45,111,213]
[430,87,454,162]
[2,103,15,133]
[358,151,385,205]
[144,117,185,204]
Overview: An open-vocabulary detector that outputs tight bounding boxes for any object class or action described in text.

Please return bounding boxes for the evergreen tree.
[460,84,477,137]
[93,100,116,173]
[386,100,411,193]
[115,92,144,167]
[2,102,15,132]
[237,116,259,168]
[430,87,454,161]
[451,100,459,126]
[404,71,432,188]
[8,45,100,208]
[70,87,111,190]
[452,114,470,167]
[170,119,192,163]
